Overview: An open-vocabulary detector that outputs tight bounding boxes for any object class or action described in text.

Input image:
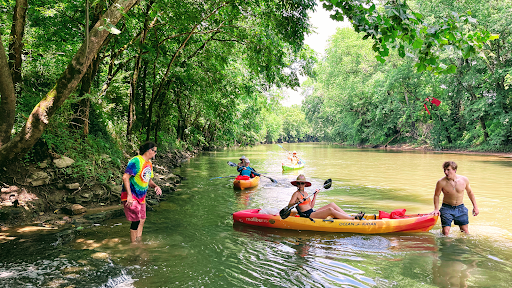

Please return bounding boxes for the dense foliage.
[303,0,512,151]
[0,0,317,170]
[0,0,509,184]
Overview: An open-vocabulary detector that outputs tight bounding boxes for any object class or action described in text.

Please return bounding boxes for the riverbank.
[0,148,199,232]
[358,143,512,158]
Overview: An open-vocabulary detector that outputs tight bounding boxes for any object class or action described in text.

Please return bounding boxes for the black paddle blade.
[279,207,291,219]
[323,178,332,189]
[227,161,237,167]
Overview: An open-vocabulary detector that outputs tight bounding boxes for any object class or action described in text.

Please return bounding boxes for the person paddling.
[286,174,364,220]
[237,156,247,168]
[236,158,260,180]
[287,151,300,165]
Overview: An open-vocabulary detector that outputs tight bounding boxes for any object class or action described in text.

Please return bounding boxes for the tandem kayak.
[232,209,438,234]
[233,176,260,190]
[282,162,304,171]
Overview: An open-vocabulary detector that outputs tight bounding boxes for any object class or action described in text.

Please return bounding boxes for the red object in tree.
[431,97,441,106]
[424,103,431,115]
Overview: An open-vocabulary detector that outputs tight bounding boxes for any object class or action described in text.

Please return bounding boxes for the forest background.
[0,0,510,199]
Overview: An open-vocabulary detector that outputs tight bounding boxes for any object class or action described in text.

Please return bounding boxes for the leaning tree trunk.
[0,0,139,167]
[8,0,28,98]
[0,36,16,147]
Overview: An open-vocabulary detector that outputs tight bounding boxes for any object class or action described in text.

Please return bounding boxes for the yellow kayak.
[233,176,260,190]
[233,209,438,234]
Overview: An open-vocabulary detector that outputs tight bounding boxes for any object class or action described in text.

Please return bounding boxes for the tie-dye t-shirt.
[121,155,153,203]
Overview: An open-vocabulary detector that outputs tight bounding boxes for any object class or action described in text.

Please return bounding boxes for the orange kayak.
[233,176,260,190]
[233,209,438,234]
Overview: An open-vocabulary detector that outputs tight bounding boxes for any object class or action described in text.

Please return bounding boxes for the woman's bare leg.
[311,207,355,220]
[315,203,352,218]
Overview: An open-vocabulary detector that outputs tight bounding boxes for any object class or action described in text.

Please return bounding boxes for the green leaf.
[412,38,423,49]
[415,63,427,72]
[446,64,457,74]
[489,34,500,41]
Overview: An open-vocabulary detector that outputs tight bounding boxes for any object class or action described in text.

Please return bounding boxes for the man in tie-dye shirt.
[121,141,162,243]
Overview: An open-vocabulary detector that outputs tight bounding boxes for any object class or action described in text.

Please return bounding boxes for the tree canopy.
[0,0,508,170]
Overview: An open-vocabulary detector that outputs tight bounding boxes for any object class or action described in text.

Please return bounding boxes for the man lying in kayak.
[236,158,260,180]
[287,174,365,220]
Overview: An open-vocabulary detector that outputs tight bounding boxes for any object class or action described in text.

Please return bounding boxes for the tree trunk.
[126,56,139,139]
[479,118,489,141]
[71,1,105,136]
[0,37,16,147]
[0,0,139,166]
[8,0,28,97]
[128,3,155,141]
[141,60,148,126]
[72,56,100,136]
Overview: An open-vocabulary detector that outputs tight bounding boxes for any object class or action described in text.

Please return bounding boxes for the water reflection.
[233,223,438,287]
[234,187,258,208]
[433,238,477,288]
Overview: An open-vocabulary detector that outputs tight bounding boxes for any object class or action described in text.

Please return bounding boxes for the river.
[1,143,512,287]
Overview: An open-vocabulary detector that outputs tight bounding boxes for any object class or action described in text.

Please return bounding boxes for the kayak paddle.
[279,178,332,219]
[227,161,278,183]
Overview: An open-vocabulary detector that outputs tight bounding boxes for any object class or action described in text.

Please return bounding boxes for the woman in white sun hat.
[287,174,365,220]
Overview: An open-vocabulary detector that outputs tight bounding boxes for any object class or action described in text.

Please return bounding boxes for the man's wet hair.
[139,141,156,155]
[443,161,457,171]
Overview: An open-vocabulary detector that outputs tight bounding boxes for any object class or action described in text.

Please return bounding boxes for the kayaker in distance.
[286,174,365,220]
[287,151,300,165]
[432,161,479,235]
[236,158,260,180]
[237,155,247,167]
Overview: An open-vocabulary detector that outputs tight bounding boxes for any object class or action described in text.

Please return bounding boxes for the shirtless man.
[432,161,479,235]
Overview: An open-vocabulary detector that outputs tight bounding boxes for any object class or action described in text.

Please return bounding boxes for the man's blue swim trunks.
[440,203,469,227]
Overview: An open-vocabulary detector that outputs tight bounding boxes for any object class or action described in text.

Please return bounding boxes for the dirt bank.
[0,149,199,230]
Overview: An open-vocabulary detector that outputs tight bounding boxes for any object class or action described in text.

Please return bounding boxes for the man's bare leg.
[442,226,451,236]
[136,219,146,242]
[459,224,469,234]
[130,229,138,243]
